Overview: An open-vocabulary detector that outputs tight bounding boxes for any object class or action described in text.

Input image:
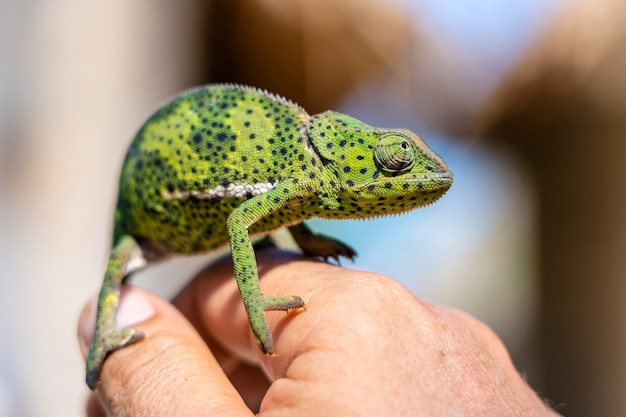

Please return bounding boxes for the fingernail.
[116,286,156,329]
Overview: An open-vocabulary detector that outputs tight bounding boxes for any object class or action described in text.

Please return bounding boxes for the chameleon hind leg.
[288,222,357,263]
[86,235,147,389]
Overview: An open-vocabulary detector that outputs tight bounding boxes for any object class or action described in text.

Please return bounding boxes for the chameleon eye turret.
[374,133,416,174]
[85,84,453,389]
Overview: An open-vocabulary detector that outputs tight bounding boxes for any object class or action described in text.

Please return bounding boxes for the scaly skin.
[86,84,453,389]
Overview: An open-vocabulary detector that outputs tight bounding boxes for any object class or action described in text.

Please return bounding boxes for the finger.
[173,248,415,377]
[173,249,342,364]
[78,286,253,417]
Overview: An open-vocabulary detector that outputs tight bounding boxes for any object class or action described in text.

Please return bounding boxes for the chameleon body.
[86,84,453,389]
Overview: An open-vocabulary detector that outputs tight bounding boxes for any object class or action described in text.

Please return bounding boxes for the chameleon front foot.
[86,327,145,389]
[249,295,305,355]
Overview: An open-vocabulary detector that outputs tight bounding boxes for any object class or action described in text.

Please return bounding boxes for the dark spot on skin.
[346,180,354,187]
[384,182,392,188]
[343,166,351,173]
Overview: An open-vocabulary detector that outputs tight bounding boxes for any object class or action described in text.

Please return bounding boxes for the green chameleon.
[86,84,453,389]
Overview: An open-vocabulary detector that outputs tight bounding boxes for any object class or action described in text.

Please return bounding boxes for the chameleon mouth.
[384,171,453,188]
[353,171,453,202]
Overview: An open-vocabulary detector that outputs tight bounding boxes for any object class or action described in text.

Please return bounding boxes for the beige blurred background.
[1,1,624,416]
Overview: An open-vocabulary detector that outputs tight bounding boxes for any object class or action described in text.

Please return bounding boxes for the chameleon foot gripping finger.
[86,84,453,388]
[86,235,146,389]
[288,223,356,263]
[245,295,306,355]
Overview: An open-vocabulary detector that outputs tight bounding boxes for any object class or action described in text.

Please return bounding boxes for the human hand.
[78,248,560,416]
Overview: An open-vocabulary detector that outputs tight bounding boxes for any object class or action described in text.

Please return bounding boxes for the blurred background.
[1,0,624,415]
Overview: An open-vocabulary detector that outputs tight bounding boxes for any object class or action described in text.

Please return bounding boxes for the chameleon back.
[113,85,315,258]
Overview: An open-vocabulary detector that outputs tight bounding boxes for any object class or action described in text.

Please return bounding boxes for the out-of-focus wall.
[0,2,209,415]
[476,0,626,415]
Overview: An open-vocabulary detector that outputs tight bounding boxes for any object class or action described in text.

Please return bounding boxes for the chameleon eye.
[374,134,416,173]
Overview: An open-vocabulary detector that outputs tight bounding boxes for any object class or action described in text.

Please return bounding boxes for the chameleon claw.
[86,328,145,389]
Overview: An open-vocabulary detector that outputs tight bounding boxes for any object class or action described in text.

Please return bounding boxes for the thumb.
[77,286,252,417]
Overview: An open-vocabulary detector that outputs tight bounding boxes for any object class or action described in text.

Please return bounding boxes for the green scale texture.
[86,84,453,389]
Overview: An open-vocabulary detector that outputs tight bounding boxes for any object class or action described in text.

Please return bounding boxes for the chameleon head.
[308,111,453,217]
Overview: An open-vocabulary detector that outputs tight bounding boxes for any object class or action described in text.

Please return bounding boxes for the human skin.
[77,248,561,417]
